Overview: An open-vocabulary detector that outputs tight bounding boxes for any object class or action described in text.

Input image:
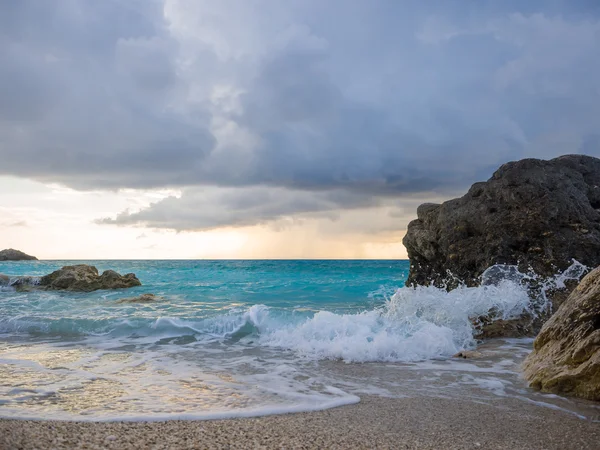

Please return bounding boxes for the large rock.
[39,265,141,292]
[0,249,37,261]
[403,155,600,289]
[523,266,600,401]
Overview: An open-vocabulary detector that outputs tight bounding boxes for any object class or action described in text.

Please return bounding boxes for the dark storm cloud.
[1,0,600,229]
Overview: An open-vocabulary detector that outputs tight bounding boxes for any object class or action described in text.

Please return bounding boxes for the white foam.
[253,276,536,362]
[245,261,587,363]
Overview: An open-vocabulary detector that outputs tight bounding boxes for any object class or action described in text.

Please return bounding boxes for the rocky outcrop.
[403,155,600,289]
[39,265,141,292]
[0,249,37,261]
[523,266,600,401]
[116,293,161,303]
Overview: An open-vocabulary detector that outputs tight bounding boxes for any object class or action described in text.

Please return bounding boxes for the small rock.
[116,293,162,304]
[453,350,483,359]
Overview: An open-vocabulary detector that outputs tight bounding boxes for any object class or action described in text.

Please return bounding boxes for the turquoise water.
[1,260,597,421]
[0,260,405,338]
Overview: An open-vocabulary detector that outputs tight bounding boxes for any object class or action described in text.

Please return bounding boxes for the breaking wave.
[0,262,587,363]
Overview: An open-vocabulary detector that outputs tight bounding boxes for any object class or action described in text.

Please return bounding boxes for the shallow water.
[0,260,597,421]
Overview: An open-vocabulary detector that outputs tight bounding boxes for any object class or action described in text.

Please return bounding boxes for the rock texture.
[403,155,600,289]
[0,249,37,261]
[523,266,600,401]
[116,293,161,303]
[472,317,536,340]
[40,265,141,292]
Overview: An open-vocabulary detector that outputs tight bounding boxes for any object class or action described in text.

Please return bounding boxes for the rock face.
[40,265,141,292]
[403,155,600,288]
[0,249,37,261]
[523,266,600,401]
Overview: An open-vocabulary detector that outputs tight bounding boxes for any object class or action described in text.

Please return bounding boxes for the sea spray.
[256,272,533,361]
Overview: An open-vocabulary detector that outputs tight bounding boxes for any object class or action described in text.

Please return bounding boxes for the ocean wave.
[0,262,586,362]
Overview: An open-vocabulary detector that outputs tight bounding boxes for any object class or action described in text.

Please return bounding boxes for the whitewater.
[1,260,598,421]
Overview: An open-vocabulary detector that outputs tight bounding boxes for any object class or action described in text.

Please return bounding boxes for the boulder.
[0,249,37,261]
[523,266,600,401]
[116,293,162,304]
[39,265,141,292]
[472,316,536,340]
[403,155,600,289]
[0,273,9,285]
[98,270,141,290]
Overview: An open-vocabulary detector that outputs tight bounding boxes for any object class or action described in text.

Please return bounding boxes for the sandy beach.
[2,395,599,449]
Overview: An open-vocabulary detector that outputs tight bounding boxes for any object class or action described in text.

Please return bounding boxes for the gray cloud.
[98,187,379,231]
[1,0,600,230]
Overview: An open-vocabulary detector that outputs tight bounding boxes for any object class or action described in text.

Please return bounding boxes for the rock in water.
[40,265,141,292]
[523,267,600,401]
[116,293,161,303]
[453,350,484,359]
[0,249,37,261]
[403,155,600,288]
[98,270,141,290]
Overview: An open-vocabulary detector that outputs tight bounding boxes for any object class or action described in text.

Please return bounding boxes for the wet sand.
[2,395,599,450]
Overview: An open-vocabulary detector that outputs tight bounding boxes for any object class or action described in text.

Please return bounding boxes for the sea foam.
[0,260,593,421]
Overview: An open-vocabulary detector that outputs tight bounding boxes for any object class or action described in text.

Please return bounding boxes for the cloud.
[2,220,27,228]
[98,186,380,231]
[1,1,600,232]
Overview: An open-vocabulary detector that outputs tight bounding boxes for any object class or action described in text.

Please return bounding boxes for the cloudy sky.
[1,0,599,259]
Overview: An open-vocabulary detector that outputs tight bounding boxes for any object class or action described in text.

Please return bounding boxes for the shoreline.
[2,395,599,450]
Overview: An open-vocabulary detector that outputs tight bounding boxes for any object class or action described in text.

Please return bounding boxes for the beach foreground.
[2,395,599,450]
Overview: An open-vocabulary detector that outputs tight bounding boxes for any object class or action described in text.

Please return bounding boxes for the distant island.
[0,248,37,261]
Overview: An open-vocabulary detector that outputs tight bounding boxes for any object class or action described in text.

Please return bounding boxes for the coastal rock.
[40,265,141,292]
[403,155,600,289]
[98,270,141,290]
[0,248,37,261]
[116,293,162,303]
[453,350,483,359]
[472,317,536,340]
[523,266,600,401]
[0,274,40,290]
[10,276,41,292]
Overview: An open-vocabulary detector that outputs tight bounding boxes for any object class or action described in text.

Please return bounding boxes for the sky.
[1,0,599,259]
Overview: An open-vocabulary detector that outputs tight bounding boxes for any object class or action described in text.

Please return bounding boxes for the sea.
[1,260,598,421]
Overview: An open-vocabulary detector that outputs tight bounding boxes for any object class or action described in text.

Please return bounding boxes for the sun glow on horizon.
[1,177,410,260]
